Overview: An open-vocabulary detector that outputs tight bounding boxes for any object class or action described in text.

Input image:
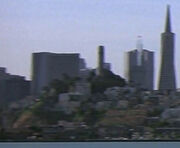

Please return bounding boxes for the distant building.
[103,63,111,71]
[158,5,176,90]
[31,52,80,95]
[75,81,91,96]
[97,46,104,76]
[96,46,111,75]
[0,67,30,104]
[79,68,92,80]
[0,67,10,79]
[58,92,82,114]
[125,38,154,90]
[79,58,86,69]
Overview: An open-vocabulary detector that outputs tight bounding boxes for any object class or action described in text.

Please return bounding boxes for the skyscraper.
[158,5,176,90]
[31,52,80,95]
[126,37,154,90]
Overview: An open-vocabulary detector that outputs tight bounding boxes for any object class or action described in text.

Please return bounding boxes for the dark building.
[79,58,86,69]
[158,5,176,90]
[0,68,30,104]
[126,38,154,90]
[103,63,111,71]
[31,52,80,95]
[96,46,112,76]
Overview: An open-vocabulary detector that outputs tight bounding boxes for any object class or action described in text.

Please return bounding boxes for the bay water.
[0,142,180,148]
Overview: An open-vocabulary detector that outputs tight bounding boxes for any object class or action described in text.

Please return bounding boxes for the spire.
[165,5,171,32]
[136,35,143,50]
[136,36,143,66]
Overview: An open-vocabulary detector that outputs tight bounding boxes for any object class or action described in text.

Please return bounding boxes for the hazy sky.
[0,0,180,89]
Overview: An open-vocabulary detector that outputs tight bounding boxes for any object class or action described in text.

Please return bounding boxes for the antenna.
[136,36,143,66]
[136,35,143,51]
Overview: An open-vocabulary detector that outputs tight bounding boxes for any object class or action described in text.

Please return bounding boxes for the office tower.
[126,37,154,90]
[158,5,176,90]
[97,46,104,76]
[31,52,80,95]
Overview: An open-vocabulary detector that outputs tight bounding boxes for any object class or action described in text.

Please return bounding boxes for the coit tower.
[97,45,104,76]
[158,5,176,90]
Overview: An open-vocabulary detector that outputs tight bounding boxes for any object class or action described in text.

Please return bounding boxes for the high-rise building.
[125,37,154,90]
[31,52,80,95]
[158,5,176,90]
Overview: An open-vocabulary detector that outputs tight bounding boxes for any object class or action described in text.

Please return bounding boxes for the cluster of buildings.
[31,5,177,94]
[0,5,177,104]
[126,5,176,91]
[0,5,180,141]
[31,45,113,96]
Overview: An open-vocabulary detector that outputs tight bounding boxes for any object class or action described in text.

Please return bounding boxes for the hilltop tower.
[97,46,104,76]
[158,5,176,90]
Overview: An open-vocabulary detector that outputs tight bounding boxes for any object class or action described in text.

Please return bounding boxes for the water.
[0,142,180,148]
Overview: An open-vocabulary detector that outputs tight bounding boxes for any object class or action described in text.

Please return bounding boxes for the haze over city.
[0,0,180,89]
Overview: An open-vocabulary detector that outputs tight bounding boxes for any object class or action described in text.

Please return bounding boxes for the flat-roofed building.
[0,67,30,104]
[31,52,80,95]
[125,38,154,90]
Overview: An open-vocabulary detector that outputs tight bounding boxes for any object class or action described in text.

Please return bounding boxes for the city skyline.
[0,0,180,89]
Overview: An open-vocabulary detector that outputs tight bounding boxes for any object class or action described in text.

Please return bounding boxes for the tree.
[91,69,126,93]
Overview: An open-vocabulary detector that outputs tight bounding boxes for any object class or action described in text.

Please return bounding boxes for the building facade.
[79,58,86,70]
[158,5,176,90]
[126,47,154,90]
[31,52,80,95]
[103,63,111,71]
[0,67,30,104]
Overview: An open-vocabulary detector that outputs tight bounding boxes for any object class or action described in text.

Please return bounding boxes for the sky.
[0,0,180,89]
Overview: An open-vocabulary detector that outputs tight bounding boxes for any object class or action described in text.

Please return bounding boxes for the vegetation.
[90,69,126,93]
[147,108,163,117]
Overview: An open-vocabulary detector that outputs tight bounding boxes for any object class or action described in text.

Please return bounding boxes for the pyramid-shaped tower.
[158,5,176,90]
